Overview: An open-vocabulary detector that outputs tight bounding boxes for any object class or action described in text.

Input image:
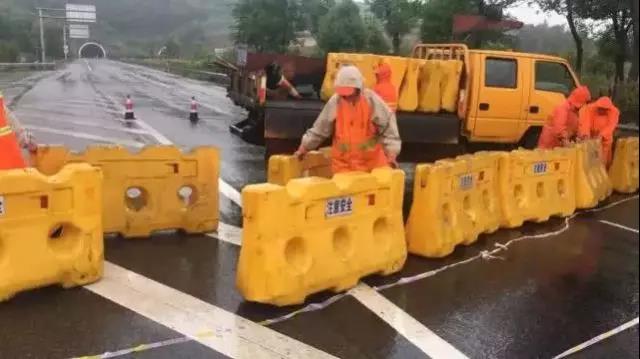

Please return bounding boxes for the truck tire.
[520,127,542,150]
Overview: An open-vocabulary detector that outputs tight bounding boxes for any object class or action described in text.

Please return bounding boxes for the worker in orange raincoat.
[294,65,401,173]
[537,85,591,149]
[373,62,398,113]
[578,96,619,167]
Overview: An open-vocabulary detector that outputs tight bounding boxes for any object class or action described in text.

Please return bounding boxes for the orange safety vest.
[578,97,619,166]
[373,63,398,113]
[331,95,389,173]
[537,99,580,149]
[0,97,27,170]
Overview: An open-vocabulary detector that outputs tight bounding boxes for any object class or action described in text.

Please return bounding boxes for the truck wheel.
[520,127,542,149]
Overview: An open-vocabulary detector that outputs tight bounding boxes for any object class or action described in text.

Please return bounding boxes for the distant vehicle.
[221,44,580,162]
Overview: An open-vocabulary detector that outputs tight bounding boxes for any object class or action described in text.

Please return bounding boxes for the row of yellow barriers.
[0,145,220,302]
[242,138,637,305]
[320,53,463,113]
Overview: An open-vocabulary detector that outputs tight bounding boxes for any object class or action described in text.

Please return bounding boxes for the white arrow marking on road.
[85,262,336,359]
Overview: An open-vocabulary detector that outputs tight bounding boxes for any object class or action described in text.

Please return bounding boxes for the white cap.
[334,65,364,96]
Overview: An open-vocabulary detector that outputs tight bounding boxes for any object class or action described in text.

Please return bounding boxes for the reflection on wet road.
[0,60,638,359]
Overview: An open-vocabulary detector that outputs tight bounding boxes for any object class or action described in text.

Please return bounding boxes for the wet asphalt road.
[1,59,639,359]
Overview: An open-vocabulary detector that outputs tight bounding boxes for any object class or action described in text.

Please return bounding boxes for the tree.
[164,38,181,58]
[364,16,391,53]
[317,0,368,53]
[231,0,302,52]
[300,0,336,36]
[629,0,638,80]
[367,0,421,54]
[533,0,587,75]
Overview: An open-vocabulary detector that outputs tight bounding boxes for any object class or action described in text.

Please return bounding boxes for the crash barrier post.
[417,60,443,113]
[406,152,502,258]
[608,137,639,193]
[267,148,332,185]
[237,168,406,306]
[573,140,613,209]
[0,164,103,302]
[31,145,220,238]
[440,60,464,112]
[498,147,577,228]
[398,58,423,112]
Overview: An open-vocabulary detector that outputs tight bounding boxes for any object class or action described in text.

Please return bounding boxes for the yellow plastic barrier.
[0,164,103,302]
[440,60,463,112]
[237,168,406,306]
[573,140,613,209]
[32,145,220,238]
[418,60,443,113]
[498,147,577,228]
[321,53,377,101]
[377,56,408,98]
[406,152,502,258]
[609,137,639,193]
[268,148,332,185]
[398,58,423,112]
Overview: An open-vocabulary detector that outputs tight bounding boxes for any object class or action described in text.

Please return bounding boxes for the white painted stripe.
[29,116,150,135]
[552,317,639,359]
[208,222,242,246]
[350,284,469,359]
[599,220,639,234]
[86,262,337,359]
[24,125,144,148]
[220,178,243,207]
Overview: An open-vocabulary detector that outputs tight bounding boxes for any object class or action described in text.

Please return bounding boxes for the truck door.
[471,55,526,142]
[526,60,578,126]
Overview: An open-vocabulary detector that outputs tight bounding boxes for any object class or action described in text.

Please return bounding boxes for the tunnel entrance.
[78,42,107,58]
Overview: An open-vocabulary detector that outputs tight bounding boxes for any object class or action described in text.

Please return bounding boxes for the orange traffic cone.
[0,96,27,170]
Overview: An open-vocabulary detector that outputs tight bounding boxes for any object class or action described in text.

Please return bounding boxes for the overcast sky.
[506,2,567,26]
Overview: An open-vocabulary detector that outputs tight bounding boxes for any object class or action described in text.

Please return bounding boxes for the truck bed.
[263,100,462,161]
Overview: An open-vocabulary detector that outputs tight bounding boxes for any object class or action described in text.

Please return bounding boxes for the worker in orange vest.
[0,96,28,170]
[538,85,591,149]
[578,96,619,167]
[373,62,398,113]
[294,65,401,173]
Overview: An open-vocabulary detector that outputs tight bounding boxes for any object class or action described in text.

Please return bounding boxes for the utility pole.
[38,8,46,63]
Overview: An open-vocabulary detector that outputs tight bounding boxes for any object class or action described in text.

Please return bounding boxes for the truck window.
[535,61,576,95]
[485,58,517,88]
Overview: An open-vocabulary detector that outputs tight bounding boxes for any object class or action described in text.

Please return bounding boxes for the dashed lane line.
[552,317,639,359]
[84,262,337,359]
[350,284,469,359]
[599,220,639,234]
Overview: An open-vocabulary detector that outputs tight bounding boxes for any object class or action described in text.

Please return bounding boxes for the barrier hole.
[284,237,311,273]
[479,171,485,181]
[463,195,471,211]
[442,203,452,224]
[373,217,391,250]
[125,187,148,212]
[536,182,545,198]
[333,227,353,260]
[171,164,179,174]
[48,223,82,254]
[482,189,493,211]
[178,186,198,207]
[554,162,560,171]
[40,195,49,209]
[557,179,566,197]
[514,184,525,208]
[368,194,376,206]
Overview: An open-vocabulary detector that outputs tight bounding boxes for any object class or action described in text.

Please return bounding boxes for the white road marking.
[350,284,469,359]
[208,222,242,246]
[552,317,639,359]
[85,262,337,359]
[23,125,144,148]
[599,220,639,234]
[27,116,150,136]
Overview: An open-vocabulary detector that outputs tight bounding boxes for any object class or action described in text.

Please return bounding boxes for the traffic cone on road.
[0,96,27,170]
[189,96,199,123]
[124,95,135,120]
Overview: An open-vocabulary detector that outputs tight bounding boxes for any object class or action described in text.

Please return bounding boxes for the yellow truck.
[225,43,580,162]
